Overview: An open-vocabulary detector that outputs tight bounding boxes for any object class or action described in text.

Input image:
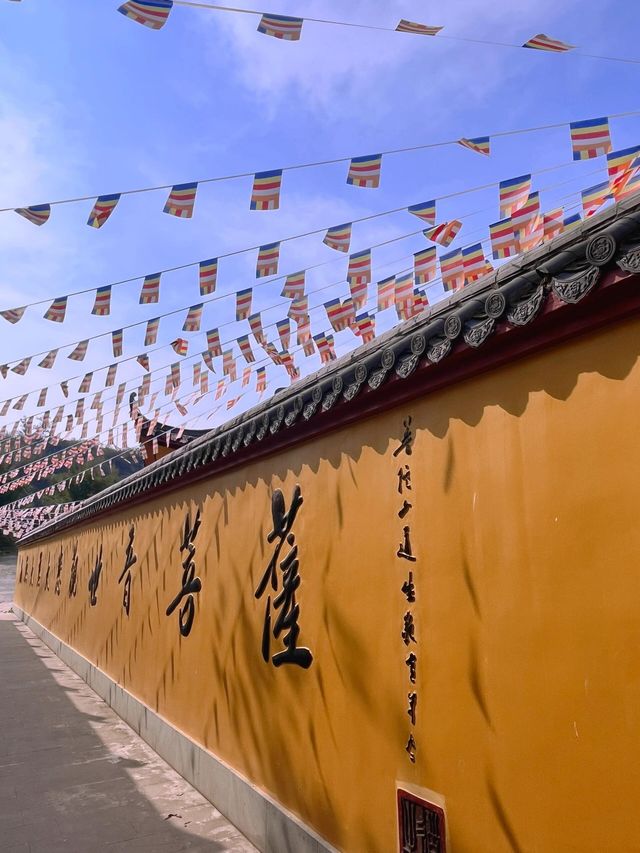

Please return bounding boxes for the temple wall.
[14,315,640,852]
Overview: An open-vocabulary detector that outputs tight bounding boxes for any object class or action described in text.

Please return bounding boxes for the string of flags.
[5,112,637,228]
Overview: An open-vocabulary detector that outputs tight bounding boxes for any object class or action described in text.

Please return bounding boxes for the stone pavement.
[0,604,257,852]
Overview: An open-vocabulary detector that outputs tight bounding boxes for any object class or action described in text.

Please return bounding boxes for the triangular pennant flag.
[60,381,69,398]
[163,182,198,218]
[202,350,215,372]
[87,194,120,228]
[117,0,173,30]
[257,13,303,40]
[323,223,352,253]
[91,286,112,316]
[199,258,217,295]
[395,19,442,35]
[68,340,89,361]
[44,296,68,323]
[250,170,282,210]
[0,307,26,324]
[235,288,253,321]
[112,330,123,358]
[139,273,161,304]
[458,136,490,156]
[256,242,280,278]
[347,154,382,188]
[183,304,203,332]
[522,33,575,52]
[15,204,50,226]
[137,353,150,371]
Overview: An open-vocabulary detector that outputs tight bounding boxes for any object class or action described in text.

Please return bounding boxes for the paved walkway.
[0,555,256,852]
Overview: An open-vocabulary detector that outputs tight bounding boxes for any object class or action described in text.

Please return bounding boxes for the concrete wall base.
[12,605,337,853]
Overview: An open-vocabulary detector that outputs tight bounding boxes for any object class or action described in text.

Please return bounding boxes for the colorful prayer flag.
[15,204,50,226]
[139,273,160,304]
[256,242,280,278]
[105,364,117,387]
[510,192,540,239]
[13,395,27,411]
[207,328,222,356]
[395,19,442,36]
[200,371,209,394]
[242,366,251,388]
[354,312,375,344]
[276,318,290,351]
[163,182,198,218]
[68,340,89,361]
[424,220,462,247]
[44,296,68,323]
[257,13,303,40]
[37,388,47,408]
[249,313,265,345]
[324,298,354,332]
[222,349,236,380]
[117,0,173,30]
[522,33,575,52]
[414,247,437,285]
[462,243,492,283]
[236,288,253,321]
[323,223,352,253]
[543,208,564,241]
[183,303,203,332]
[91,286,112,316]
[199,258,217,295]
[377,276,396,311]
[238,335,255,363]
[281,271,305,299]
[38,349,58,369]
[499,174,532,218]
[256,367,267,393]
[347,248,372,286]
[408,200,436,225]
[569,117,612,161]
[563,212,582,229]
[78,372,93,394]
[490,218,519,259]
[215,379,226,400]
[171,338,188,356]
[250,170,282,211]
[141,318,158,347]
[171,362,181,389]
[0,307,25,324]
[288,295,309,321]
[458,136,490,156]
[137,353,150,371]
[11,358,31,375]
[87,194,120,228]
[606,145,640,185]
[581,181,612,217]
[394,273,414,321]
[440,248,465,292]
[612,163,640,202]
[347,154,382,189]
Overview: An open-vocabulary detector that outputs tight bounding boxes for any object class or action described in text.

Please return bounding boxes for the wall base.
[12,605,337,853]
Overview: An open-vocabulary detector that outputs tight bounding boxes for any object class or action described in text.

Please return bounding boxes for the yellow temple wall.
[15,315,640,852]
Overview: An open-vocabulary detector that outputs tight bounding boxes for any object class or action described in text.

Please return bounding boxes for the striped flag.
[377,276,396,311]
[462,243,492,283]
[349,280,367,311]
[354,312,375,344]
[458,136,490,156]
[202,350,215,372]
[499,174,531,218]
[395,19,442,36]
[78,372,93,394]
[581,181,612,217]
[15,204,50,226]
[171,338,188,356]
[440,248,464,292]
[183,304,203,332]
[38,349,58,369]
[323,223,352,253]
[171,362,181,389]
[249,313,265,345]
[394,273,414,320]
[408,200,436,225]
[490,218,519,259]
[242,367,251,388]
[522,33,575,52]
[347,154,382,188]
[277,318,290,351]
[313,333,336,364]
[238,335,255,363]
[200,371,209,395]
[215,379,226,400]
[606,145,640,186]
[543,208,564,241]
[256,242,280,278]
[192,362,201,387]
[256,367,267,393]
[257,13,303,40]
[414,247,437,285]
[11,357,31,375]
[510,192,540,240]
[424,220,462,247]
[250,170,282,210]
[347,249,372,286]
[612,163,640,202]
[222,350,236,380]
[137,353,150,371]
[163,182,198,218]
[44,296,68,323]
[288,295,309,321]
[207,328,222,356]
[105,364,117,387]
[281,271,305,299]
[199,258,218,295]
[563,212,582,229]
[91,286,112,316]
[325,298,354,332]
[145,318,160,345]
[520,216,545,253]
[117,0,173,30]
[37,388,47,408]
[0,307,25,324]
[87,194,120,228]
[13,395,28,411]
[569,117,612,160]
[236,288,253,321]
[68,340,89,361]
[297,317,312,346]
[139,273,161,304]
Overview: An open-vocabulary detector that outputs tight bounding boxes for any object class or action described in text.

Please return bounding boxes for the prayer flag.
[458,136,490,156]
[281,271,305,299]
[207,328,222,356]
[39,349,58,369]
[37,388,47,408]
[171,362,181,389]
[44,296,68,323]
[257,13,303,40]
[347,248,372,286]
[440,248,464,292]
[377,276,396,311]
[395,19,442,35]
[354,312,375,344]
[222,349,236,380]
[199,258,217,295]
[256,367,267,393]
[581,181,612,217]
[490,218,519,259]
[236,288,253,321]
[414,247,437,285]
[249,313,265,345]
[256,242,280,277]
[347,154,382,188]
[510,192,540,239]
[323,223,352,253]
[139,273,161,304]
[183,303,203,332]
[408,200,436,225]
[68,340,89,361]
[145,317,160,346]
[163,182,198,218]
[606,145,640,185]
[250,170,282,210]
[15,204,50,226]
[112,330,123,357]
[0,307,25,324]
[612,163,640,202]
[105,364,117,387]
[543,208,564,241]
[117,0,173,30]
[242,366,251,387]
[171,338,188,356]
[462,243,492,283]
[91,286,112,316]
[569,117,612,160]
[424,220,462,247]
[563,212,582,229]
[238,335,255,363]
[277,318,290,351]
[87,194,120,228]
[137,353,150,371]
[78,372,93,394]
[394,273,414,321]
[11,357,31,375]
[499,174,531,218]
[522,33,575,52]
[288,295,309,321]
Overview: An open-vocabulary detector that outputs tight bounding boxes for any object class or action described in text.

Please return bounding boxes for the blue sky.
[0,0,638,444]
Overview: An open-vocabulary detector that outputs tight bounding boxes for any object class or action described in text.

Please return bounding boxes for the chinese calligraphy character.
[405,652,417,684]
[402,571,415,603]
[44,554,51,591]
[405,733,417,763]
[54,549,63,596]
[407,692,417,725]
[118,526,137,617]
[402,611,417,646]
[397,526,417,562]
[393,416,414,458]
[36,553,42,586]
[397,466,412,494]
[166,509,202,637]
[398,500,412,519]
[68,544,78,597]
[88,544,103,606]
[255,486,313,669]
